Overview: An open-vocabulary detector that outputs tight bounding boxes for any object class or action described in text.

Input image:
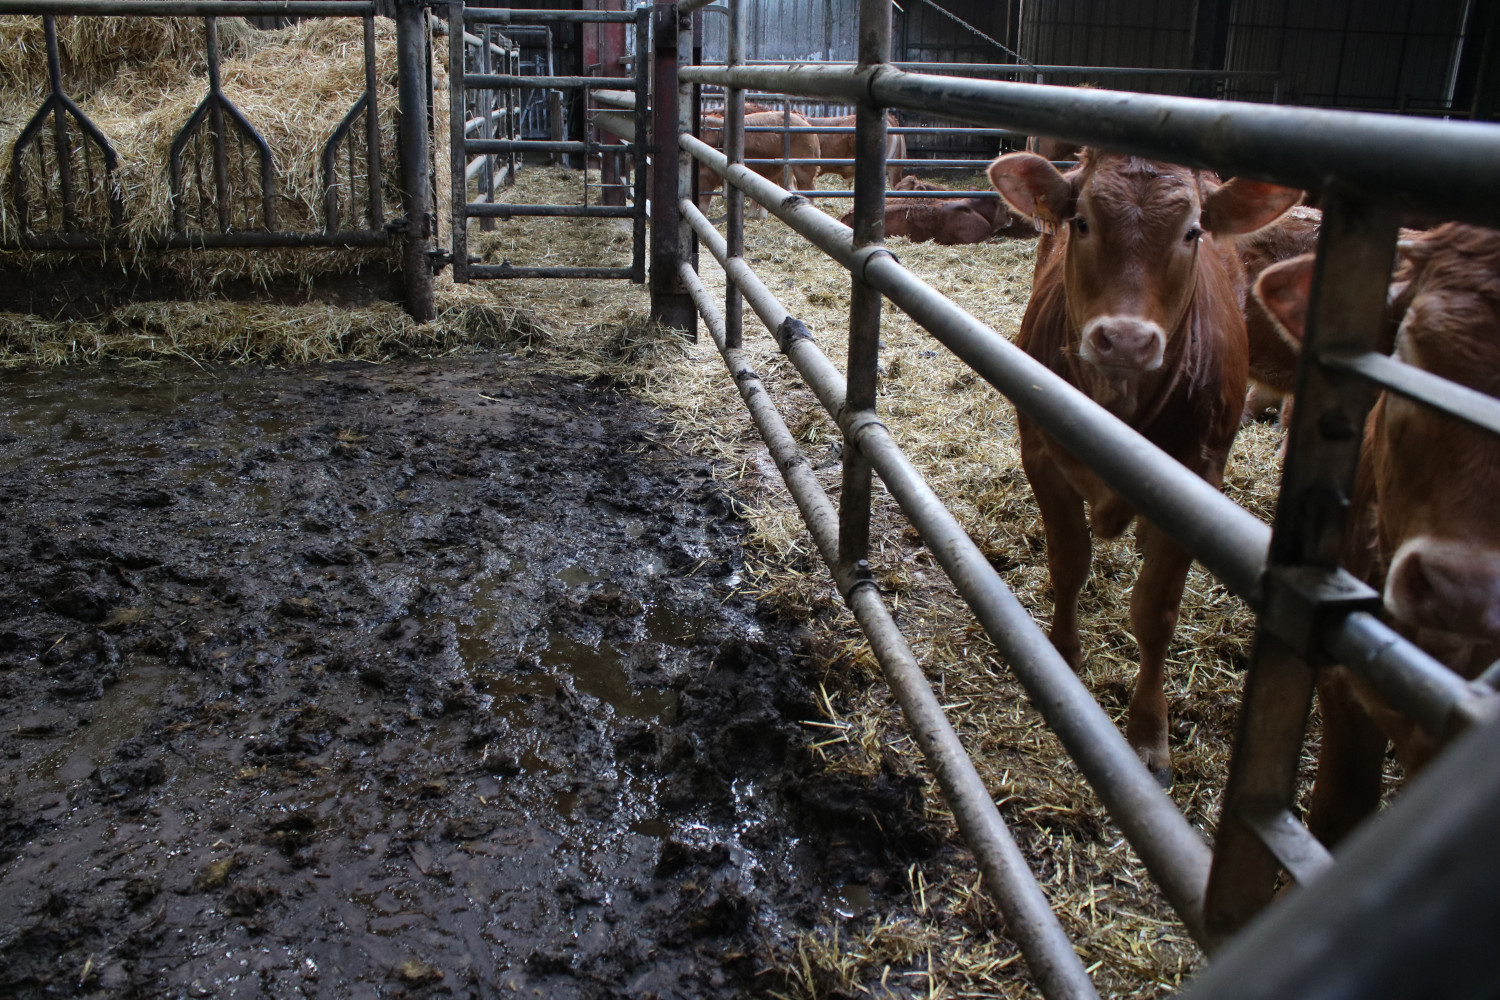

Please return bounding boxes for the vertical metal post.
[397,0,436,317]
[781,96,792,192]
[649,0,697,336]
[44,15,76,232]
[631,4,649,283]
[479,25,495,231]
[549,90,564,165]
[363,13,384,229]
[723,0,745,349]
[839,0,891,567]
[1203,188,1399,943]
[205,17,231,232]
[507,43,518,182]
[446,0,468,283]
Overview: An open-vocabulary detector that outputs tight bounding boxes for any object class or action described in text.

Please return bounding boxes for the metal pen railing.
[653,0,1500,995]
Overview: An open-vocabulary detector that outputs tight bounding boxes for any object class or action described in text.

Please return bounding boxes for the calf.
[1237,205,1321,420]
[838,177,1037,245]
[697,111,821,207]
[804,113,905,188]
[987,150,1300,784]
[1252,224,1500,844]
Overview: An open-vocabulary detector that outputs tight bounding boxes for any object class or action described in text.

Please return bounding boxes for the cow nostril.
[1094,330,1114,355]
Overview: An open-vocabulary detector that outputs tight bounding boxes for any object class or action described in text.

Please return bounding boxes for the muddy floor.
[0,354,944,999]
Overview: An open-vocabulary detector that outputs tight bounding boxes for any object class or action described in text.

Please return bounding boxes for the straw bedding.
[2,27,1333,992]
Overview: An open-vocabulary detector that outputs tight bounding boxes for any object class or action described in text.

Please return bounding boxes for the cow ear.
[1202,178,1304,236]
[988,153,1076,228]
[1253,254,1317,347]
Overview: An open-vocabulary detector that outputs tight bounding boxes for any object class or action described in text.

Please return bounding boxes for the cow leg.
[1306,666,1388,847]
[1021,436,1090,671]
[1128,517,1192,786]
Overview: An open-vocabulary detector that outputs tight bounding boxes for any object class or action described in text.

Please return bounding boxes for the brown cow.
[988,150,1301,784]
[697,111,821,207]
[1236,204,1322,421]
[1252,224,1500,844]
[803,113,905,188]
[836,177,1037,245]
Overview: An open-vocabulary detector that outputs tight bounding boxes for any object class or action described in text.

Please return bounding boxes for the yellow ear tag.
[1032,202,1059,235]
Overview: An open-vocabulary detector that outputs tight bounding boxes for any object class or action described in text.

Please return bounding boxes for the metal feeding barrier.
[650,0,1500,996]
[0,0,438,320]
[445,4,649,282]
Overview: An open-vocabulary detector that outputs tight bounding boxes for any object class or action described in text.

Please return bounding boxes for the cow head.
[989,151,1300,412]
[1255,227,1500,645]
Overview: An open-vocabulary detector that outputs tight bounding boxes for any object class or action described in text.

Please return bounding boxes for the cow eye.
[1073,217,1090,235]
[1183,227,1202,243]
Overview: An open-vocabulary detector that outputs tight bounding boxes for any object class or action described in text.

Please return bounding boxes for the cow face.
[1255,227,1500,645]
[990,151,1299,410]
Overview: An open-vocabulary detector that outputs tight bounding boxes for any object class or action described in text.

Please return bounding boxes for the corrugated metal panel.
[1222,0,1469,111]
[1019,0,1201,96]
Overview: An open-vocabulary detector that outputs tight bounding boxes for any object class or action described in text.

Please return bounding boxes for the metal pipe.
[1324,612,1500,738]
[785,189,1003,198]
[465,202,635,218]
[679,146,1219,946]
[466,138,632,154]
[3,230,391,250]
[465,74,634,90]
[679,63,1500,227]
[631,5,649,283]
[0,0,373,12]
[745,157,1025,168]
[446,0,468,283]
[706,59,1282,78]
[468,263,634,279]
[1322,349,1500,440]
[395,0,434,319]
[649,0,696,333]
[463,7,637,23]
[677,246,1100,1000]
[362,13,383,229]
[723,0,744,350]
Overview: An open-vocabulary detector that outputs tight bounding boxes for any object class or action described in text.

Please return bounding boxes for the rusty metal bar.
[0,0,374,12]
[676,230,1100,1000]
[465,203,634,218]
[478,21,495,232]
[4,231,392,250]
[446,0,468,283]
[394,0,434,319]
[631,3,648,283]
[469,263,633,279]
[463,7,636,23]
[649,0,696,334]
[723,0,744,351]
[1321,349,1500,440]
[363,13,383,229]
[466,73,633,90]
[1204,190,1401,945]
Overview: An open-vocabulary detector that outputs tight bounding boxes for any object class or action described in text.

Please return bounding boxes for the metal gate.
[445,3,650,282]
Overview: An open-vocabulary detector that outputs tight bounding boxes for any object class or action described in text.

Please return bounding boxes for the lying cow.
[987,149,1301,784]
[836,177,1037,245]
[804,113,905,189]
[697,110,821,208]
[1252,223,1500,845]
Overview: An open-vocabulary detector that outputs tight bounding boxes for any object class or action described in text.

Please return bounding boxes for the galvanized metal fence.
[446,4,649,283]
[652,0,1500,995]
[0,0,438,319]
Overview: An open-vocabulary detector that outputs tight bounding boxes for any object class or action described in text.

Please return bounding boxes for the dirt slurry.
[0,355,941,998]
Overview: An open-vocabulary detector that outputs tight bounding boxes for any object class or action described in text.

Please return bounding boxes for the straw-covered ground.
[1,20,1353,991]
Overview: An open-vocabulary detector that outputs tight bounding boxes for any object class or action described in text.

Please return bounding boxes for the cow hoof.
[1137,748,1173,788]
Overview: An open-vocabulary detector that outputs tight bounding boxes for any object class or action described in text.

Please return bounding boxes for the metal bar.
[682,116,1218,953]
[464,202,636,218]
[678,215,1098,1000]
[681,131,1271,605]
[463,7,637,23]
[1204,191,1400,944]
[631,4,648,283]
[395,0,434,319]
[478,21,495,233]
[1322,350,1500,440]
[464,74,633,90]
[723,0,744,351]
[745,157,1023,168]
[1240,807,1334,886]
[679,64,1500,227]
[0,0,374,12]
[3,231,391,250]
[648,0,696,333]
[1324,612,1500,739]
[743,126,1023,136]
[465,156,511,184]
[45,16,75,232]
[594,110,634,140]
[785,189,1002,198]
[707,59,1282,77]
[465,138,632,154]
[363,12,383,229]
[468,263,634,279]
[205,19,231,233]
[1178,718,1500,1000]
[446,0,467,282]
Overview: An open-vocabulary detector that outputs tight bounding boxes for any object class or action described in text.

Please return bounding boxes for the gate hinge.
[427,248,451,273]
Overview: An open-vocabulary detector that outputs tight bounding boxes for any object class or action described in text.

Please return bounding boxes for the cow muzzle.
[1079,317,1166,377]
[1384,537,1500,641]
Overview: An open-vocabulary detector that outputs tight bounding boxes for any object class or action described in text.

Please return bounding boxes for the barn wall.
[1020,0,1202,95]
[1221,0,1471,111]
